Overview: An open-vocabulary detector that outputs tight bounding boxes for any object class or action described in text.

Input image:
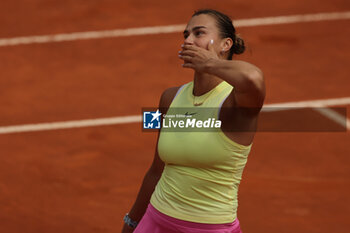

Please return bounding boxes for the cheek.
[194,39,210,49]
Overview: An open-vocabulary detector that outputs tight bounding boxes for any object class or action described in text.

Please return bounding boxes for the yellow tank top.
[150,80,252,224]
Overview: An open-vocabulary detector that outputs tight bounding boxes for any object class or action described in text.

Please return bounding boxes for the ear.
[220,38,233,53]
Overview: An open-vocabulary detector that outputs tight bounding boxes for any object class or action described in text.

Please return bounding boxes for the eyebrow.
[183,26,207,35]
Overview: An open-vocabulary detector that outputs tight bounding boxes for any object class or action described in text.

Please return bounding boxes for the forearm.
[126,168,162,222]
[204,59,262,93]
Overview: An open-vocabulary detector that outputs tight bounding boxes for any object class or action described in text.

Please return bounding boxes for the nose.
[184,34,194,45]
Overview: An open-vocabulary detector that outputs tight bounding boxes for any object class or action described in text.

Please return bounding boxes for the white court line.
[0,115,142,134]
[0,11,350,47]
[313,108,350,130]
[0,97,349,135]
[261,97,350,111]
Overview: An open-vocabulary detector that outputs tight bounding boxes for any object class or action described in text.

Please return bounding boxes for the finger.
[182,62,194,69]
[179,50,196,57]
[181,44,199,51]
[178,55,193,62]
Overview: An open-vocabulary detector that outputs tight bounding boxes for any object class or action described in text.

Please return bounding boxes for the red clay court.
[0,1,349,233]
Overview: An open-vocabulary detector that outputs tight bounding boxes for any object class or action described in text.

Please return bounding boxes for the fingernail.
[178,51,182,54]
[210,39,214,44]
[181,44,184,48]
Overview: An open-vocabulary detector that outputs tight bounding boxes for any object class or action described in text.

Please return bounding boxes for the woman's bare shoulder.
[159,86,181,109]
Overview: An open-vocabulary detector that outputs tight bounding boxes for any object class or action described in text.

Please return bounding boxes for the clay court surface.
[0,1,350,232]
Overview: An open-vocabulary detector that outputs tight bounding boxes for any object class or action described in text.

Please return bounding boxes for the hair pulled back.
[192,9,245,60]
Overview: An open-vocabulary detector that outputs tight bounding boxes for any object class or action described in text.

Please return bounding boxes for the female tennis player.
[121,9,265,233]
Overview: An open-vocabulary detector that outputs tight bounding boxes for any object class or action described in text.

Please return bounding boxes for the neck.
[193,72,222,96]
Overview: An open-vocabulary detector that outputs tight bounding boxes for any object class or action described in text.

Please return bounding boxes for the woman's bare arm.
[121,86,179,232]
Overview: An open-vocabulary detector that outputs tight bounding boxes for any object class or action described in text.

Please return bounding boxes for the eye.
[195,31,205,36]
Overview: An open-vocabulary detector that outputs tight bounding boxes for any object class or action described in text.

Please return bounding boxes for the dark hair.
[192,9,245,59]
